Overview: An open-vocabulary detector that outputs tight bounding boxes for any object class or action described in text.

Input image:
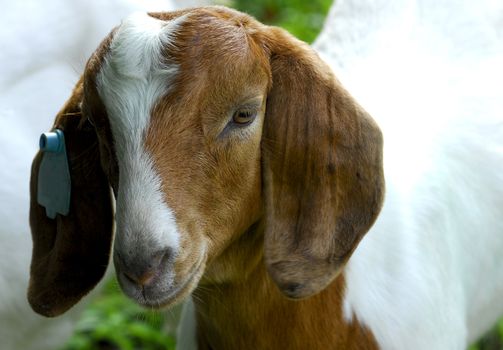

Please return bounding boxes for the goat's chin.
[118,257,206,310]
[142,263,205,309]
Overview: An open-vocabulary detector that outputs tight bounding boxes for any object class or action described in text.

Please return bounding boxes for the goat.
[0,1,207,349]
[27,3,503,349]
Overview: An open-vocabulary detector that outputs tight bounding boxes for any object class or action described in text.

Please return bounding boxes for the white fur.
[314,0,503,348]
[97,12,183,257]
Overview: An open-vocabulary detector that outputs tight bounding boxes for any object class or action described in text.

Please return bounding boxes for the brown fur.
[28,80,114,317]
[28,6,384,347]
[149,8,383,347]
[195,246,377,349]
[261,26,384,299]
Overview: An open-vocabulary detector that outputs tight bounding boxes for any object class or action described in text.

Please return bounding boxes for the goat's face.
[28,6,384,316]
[84,9,270,307]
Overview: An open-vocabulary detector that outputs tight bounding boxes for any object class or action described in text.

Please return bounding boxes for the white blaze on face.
[96,12,182,255]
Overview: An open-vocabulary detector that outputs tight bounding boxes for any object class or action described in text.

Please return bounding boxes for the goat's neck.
[194,223,378,350]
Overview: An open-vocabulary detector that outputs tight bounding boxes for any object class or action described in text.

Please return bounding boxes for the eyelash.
[232,109,257,126]
[217,104,262,140]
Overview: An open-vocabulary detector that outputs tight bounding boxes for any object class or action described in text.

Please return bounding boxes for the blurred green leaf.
[231,0,332,42]
[61,279,175,350]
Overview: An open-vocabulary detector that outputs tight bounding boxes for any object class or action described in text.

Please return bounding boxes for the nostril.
[122,270,139,285]
[123,269,155,287]
[151,247,174,268]
[118,247,173,287]
[149,251,163,270]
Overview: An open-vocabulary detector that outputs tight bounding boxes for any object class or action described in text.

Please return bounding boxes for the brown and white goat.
[28,6,384,349]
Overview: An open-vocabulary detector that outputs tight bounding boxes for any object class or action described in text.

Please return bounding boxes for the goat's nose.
[117,248,172,287]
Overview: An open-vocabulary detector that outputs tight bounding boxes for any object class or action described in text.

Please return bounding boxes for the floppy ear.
[262,28,385,299]
[28,78,114,317]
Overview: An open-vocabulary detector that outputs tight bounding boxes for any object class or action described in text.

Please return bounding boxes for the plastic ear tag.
[37,129,71,219]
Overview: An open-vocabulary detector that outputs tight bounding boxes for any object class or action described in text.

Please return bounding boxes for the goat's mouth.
[141,257,205,309]
[117,255,206,309]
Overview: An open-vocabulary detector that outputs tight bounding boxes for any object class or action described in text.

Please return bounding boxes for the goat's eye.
[232,109,256,126]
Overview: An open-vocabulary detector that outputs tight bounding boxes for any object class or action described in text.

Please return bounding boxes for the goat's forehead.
[93,11,263,106]
[87,12,178,174]
[89,10,268,133]
[98,10,260,78]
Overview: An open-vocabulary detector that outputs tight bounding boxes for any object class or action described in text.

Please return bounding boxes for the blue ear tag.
[37,129,71,219]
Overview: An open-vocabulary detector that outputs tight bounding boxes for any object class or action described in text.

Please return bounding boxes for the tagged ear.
[28,79,114,317]
[262,28,385,299]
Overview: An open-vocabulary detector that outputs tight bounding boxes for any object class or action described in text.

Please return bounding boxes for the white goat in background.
[313,0,503,348]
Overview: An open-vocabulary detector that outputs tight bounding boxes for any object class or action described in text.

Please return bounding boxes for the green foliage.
[61,279,175,350]
[468,319,503,349]
[230,0,332,43]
